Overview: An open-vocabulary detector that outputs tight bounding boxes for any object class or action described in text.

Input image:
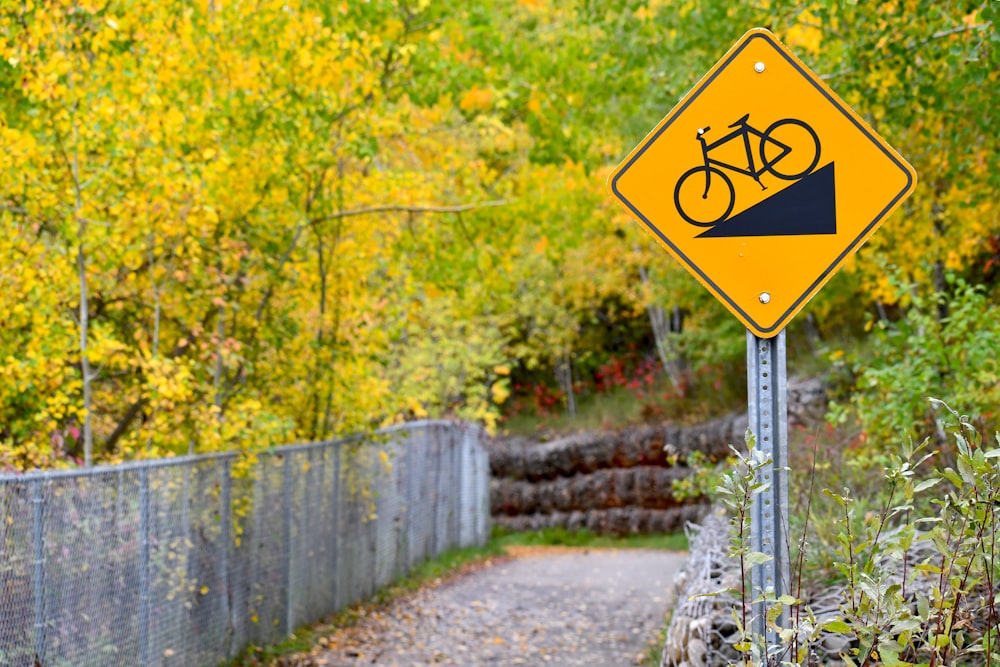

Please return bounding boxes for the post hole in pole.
[747,329,790,651]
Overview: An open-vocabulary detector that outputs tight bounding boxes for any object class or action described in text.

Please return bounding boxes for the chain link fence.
[0,420,490,667]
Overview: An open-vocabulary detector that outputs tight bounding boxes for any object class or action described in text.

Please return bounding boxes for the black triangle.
[696,162,837,238]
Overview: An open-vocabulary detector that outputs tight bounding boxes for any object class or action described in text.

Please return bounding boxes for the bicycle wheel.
[760,119,820,180]
[673,166,735,227]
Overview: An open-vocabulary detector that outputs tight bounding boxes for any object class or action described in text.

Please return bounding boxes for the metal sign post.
[747,329,790,650]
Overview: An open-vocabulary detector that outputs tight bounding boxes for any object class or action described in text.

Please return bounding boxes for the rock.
[821,632,851,654]
[687,637,708,666]
[488,415,748,481]
[665,642,682,665]
[491,506,710,536]
[489,378,828,537]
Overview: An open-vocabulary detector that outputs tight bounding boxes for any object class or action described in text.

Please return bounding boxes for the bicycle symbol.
[673,114,821,227]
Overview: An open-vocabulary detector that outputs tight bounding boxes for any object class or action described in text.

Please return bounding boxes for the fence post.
[454,430,462,547]
[305,447,316,619]
[480,431,490,545]
[432,428,440,557]
[31,478,46,665]
[405,435,413,565]
[448,431,456,549]
[139,467,151,667]
[393,438,405,579]
[462,430,473,548]
[331,443,341,610]
[282,454,293,636]
[220,458,233,657]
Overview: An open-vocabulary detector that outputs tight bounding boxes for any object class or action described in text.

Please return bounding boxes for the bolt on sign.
[607,28,917,338]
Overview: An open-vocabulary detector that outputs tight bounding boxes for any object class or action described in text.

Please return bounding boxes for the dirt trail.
[293,547,686,667]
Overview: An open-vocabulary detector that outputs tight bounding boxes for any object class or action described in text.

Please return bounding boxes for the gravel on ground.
[286,546,686,667]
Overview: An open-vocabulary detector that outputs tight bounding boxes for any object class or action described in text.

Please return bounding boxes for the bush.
[830,277,1000,445]
[715,403,1000,666]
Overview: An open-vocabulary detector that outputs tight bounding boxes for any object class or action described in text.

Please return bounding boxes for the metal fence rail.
[0,420,490,667]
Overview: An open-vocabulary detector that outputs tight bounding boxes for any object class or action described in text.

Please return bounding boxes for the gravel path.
[299,547,686,667]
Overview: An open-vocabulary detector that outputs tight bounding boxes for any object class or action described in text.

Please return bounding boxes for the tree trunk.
[556,350,576,417]
[933,258,949,321]
[70,70,93,465]
[803,312,823,353]
[147,231,161,452]
[639,265,687,390]
[213,302,226,413]
[78,242,93,466]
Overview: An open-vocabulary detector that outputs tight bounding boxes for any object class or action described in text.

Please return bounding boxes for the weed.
[710,401,1000,666]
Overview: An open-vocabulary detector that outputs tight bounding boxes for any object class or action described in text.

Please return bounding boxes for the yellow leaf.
[491,383,510,404]
[460,86,494,112]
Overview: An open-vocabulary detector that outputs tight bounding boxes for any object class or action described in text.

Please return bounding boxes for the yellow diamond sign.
[608,28,917,338]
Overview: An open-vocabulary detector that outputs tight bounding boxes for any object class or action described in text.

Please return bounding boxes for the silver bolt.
[759,292,771,304]
[754,61,766,73]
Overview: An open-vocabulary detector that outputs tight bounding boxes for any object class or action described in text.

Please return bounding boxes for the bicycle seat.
[728,113,750,128]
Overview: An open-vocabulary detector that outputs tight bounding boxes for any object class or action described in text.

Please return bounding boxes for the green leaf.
[941,468,963,488]
[917,595,930,620]
[743,551,773,568]
[766,604,783,623]
[688,589,733,601]
[890,617,922,633]
[957,452,976,486]
[822,619,851,633]
[878,640,906,665]
[914,478,942,492]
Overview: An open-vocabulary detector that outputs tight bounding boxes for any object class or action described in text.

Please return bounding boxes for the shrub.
[716,403,1000,666]
[830,277,1000,446]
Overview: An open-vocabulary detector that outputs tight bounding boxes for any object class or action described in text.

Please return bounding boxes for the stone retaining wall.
[488,378,826,535]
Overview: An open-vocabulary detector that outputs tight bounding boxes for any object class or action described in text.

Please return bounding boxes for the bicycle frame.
[696,119,772,196]
[675,116,819,228]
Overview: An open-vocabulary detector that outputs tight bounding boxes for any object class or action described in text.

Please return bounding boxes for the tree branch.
[821,21,992,81]
[104,398,146,453]
[308,200,507,225]
[0,204,29,216]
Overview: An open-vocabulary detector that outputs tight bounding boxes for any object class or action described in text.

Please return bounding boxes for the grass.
[643,618,671,667]
[500,382,658,436]
[500,374,743,439]
[229,526,687,666]
[493,525,688,551]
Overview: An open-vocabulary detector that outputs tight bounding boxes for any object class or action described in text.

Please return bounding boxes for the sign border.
[608,28,917,337]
